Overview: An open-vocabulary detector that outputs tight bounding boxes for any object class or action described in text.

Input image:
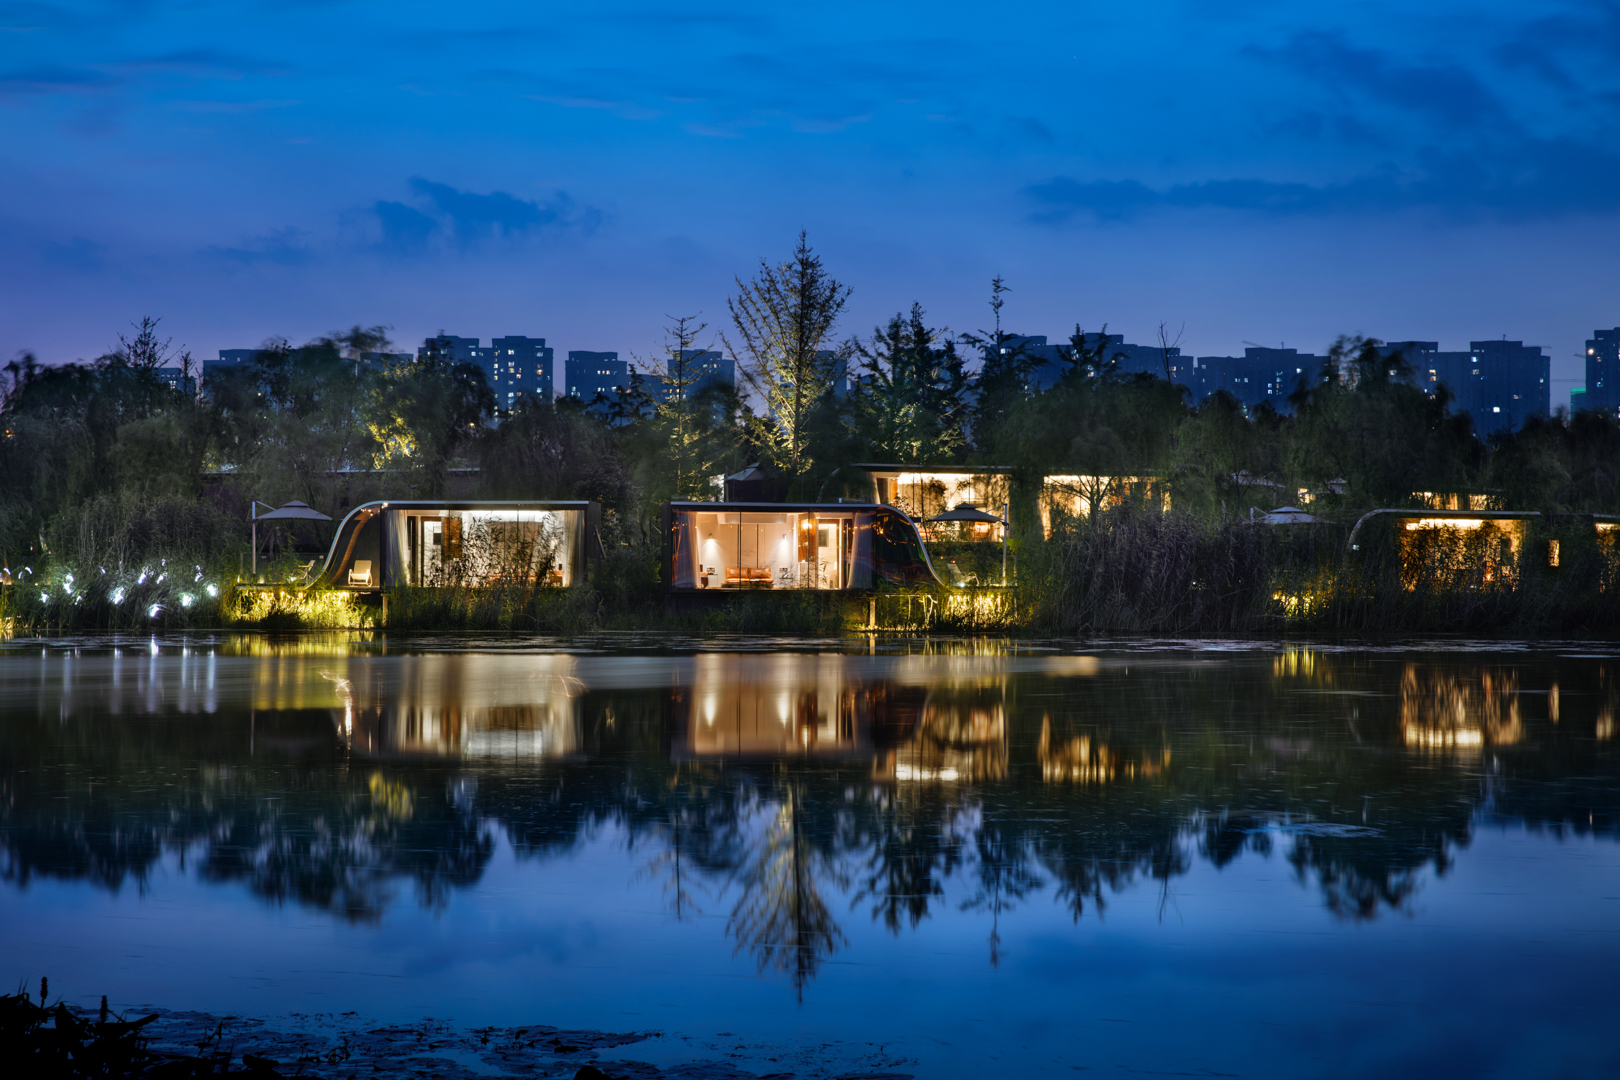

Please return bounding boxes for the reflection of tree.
[1287,836,1433,920]
[960,818,1043,965]
[8,649,1620,989]
[726,785,847,999]
[0,708,494,923]
[850,786,967,935]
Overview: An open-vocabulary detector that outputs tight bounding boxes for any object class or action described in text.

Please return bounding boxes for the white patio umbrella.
[252,501,333,574]
[1249,505,1328,525]
[925,503,1010,584]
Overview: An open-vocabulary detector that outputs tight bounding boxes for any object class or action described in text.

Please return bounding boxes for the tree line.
[5,232,1620,579]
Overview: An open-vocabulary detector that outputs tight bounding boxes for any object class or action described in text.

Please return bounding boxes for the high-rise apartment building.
[1012,334,1189,392]
[1192,348,1321,412]
[670,349,735,397]
[419,333,480,363]
[566,351,627,403]
[484,336,554,408]
[1582,328,1620,417]
[1385,339,1549,433]
[420,333,553,408]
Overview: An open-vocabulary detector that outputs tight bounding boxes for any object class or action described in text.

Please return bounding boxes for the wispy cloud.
[205,226,314,267]
[369,178,601,254]
[1250,31,1502,127]
[1026,134,1620,222]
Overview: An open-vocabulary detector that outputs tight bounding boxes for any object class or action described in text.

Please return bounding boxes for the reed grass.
[1007,506,1620,635]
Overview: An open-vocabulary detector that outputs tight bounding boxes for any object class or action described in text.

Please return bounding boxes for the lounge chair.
[349,560,373,587]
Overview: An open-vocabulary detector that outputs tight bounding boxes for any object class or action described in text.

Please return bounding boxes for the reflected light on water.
[4,637,1620,1073]
[1401,664,1523,753]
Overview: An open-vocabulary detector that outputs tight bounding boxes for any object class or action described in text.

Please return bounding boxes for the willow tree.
[724,232,851,486]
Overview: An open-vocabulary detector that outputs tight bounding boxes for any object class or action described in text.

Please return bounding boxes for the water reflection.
[2,643,1620,991]
[1401,664,1524,752]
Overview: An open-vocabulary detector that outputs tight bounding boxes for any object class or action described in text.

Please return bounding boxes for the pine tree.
[724,232,852,485]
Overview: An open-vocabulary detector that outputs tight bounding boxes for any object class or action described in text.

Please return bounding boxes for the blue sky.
[5,0,1620,394]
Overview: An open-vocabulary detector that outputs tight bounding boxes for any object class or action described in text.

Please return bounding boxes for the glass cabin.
[661,502,943,591]
[319,500,599,590]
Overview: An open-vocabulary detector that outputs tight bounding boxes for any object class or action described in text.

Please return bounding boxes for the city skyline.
[4,1,1618,398]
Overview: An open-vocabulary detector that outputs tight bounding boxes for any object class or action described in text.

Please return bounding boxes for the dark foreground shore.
[5,988,915,1080]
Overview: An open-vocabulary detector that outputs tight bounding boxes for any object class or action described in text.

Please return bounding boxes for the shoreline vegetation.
[8,243,1620,640]
[5,981,858,1079]
[8,505,1620,638]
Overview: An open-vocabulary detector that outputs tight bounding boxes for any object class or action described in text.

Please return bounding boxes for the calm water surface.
[2,635,1618,1078]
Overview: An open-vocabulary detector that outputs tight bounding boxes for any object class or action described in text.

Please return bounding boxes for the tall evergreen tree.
[724,232,852,487]
[960,277,1038,460]
[853,303,969,464]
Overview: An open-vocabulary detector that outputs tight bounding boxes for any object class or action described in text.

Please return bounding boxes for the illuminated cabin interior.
[319,500,599,590]
[662,501,942,590]
[1039,475,1169,538]
[852,464,1012,521]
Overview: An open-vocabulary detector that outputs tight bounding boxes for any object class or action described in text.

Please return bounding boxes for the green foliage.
[851,303,970,464]
[725,231,853,489]
[14,266,1620,637]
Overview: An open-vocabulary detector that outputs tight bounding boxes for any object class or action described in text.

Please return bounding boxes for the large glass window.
[669,505,939,590]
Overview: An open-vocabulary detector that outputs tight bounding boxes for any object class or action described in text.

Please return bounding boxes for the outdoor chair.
[348,560,373,587]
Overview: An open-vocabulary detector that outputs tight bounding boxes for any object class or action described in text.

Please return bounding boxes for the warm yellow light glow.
[1404,727,1483,749]
[1405,517,1485,530]
[895,764,959,781]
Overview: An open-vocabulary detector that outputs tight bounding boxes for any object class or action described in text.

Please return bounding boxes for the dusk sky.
[6,0,1620,396]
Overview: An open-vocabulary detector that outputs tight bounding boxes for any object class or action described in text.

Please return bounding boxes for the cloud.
[368,178,601,253]
[0,64,117,98]
[372,201,438,252]
[0,48,289,101]
[1026,135,1620,222]
[0,2,73,32]
[1249,31,1502,127]
[205,227,314,267]
[41,236,106,272]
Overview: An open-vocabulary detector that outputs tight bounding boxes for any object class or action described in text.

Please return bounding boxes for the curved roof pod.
[661,501,946,591]
[1345,509,1541,552]
[316,500,599,590]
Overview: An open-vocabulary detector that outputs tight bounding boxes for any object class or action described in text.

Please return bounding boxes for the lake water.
[1,635,1617,1078]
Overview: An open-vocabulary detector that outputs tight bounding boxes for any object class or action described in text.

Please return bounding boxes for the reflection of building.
[665,655,1007,778]
[320,500,601,590]
[669,655,884,759]
[1037,714,1168,784]
[662,501,942,591]
[1400,665,1522,753]
[335,655,582,759]
[890,683,1008,782]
